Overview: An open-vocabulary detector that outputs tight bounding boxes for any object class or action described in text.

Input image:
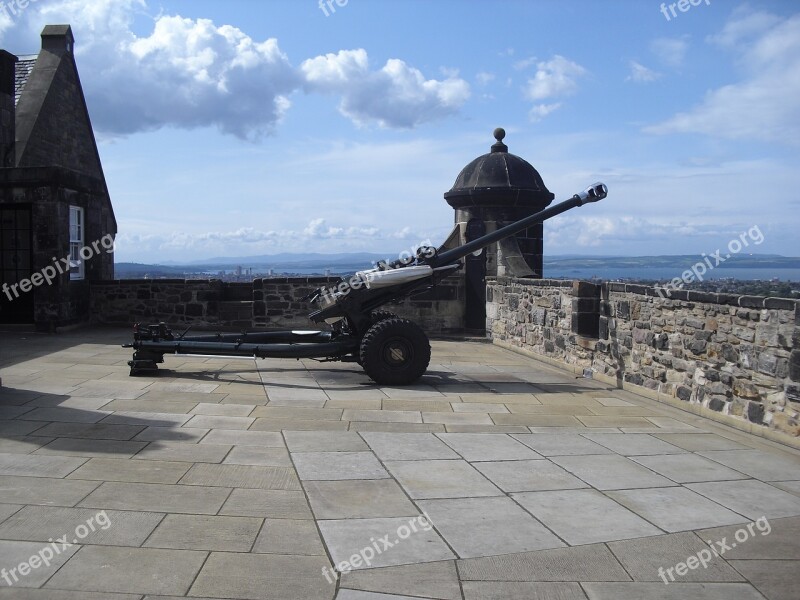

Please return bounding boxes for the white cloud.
[529,102,561,122]
[523,55,586,121]
[645,11,800,145]
[626,60,661,83]
[300,49,470,128]
[650,37,689,68]
[3,0,468,138]
[476,71,495,86]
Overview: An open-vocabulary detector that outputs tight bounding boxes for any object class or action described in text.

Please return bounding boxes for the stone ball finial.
[491,127,508,153]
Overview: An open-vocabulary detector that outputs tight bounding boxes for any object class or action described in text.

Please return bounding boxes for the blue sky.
[1,0,797,263]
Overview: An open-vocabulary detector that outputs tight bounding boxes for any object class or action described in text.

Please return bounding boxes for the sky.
[0,0,798,263]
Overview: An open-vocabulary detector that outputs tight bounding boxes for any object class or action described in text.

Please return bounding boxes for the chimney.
[0,49,17,167]
[41,24,74,56]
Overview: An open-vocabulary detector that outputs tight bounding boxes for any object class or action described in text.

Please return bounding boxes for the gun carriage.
[126,184,607,385]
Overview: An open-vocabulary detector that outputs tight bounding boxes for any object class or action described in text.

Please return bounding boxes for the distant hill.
[114,253,800,280]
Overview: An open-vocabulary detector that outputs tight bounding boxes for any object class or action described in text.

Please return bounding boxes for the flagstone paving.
[0,326,799,599]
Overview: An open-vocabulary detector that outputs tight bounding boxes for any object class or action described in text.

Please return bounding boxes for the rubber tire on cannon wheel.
[369,310,397,324]
[359,318,431,385]
[354,311,400,366]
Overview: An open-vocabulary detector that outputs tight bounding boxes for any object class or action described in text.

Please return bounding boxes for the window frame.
[69,205,84,281]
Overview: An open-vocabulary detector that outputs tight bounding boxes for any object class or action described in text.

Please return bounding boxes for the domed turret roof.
[444,128,554,209]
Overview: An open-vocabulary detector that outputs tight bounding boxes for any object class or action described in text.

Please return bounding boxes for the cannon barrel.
[430,182,607,268]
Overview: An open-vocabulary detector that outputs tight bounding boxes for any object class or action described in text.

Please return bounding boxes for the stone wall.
[486,276,800,439]
[90,275,465,333]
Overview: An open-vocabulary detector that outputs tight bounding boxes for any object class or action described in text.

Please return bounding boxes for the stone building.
[0,25,116,329]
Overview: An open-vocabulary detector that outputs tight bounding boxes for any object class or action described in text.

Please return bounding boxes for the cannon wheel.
[354,311,399,366]
[359,318,430,385]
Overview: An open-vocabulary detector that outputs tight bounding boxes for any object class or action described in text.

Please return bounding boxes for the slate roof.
[14,54,37,105]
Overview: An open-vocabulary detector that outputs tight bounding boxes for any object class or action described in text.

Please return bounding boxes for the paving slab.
[183,414,255,430]
[0,475,98,507]
[133,426,210,442]
[491,414,583,427]
[144,514,261,551]
[250,417,350,431]
[21,407,111,423]
[360,433,459,461]
[385,459,502,499]
[319,516,455,570]
[339,560,461,600]
[514,488,662,544]
[606,531,745,582]
[252,518,326,555]
[581,433,686,456]
[223,446,292,467]
[0,436,53,454]
[45,545,207,595]
[251,406,343,421]
[334,589,422,599]
[474,460,587,493]
[457,542,630,581]
[189,552,333,600]
[219,488,313,519]
[512,433,613,456]
[100,399,198,413]
[727,559,796,600]
[550,454,676,490]
[348,422,445,433]
[582,582,769,600]
[436,433,541,461]
[652,433,752,452]
[78,481,230,514]
[33,438,148,459]
[190,402,255,416]
[0,590,139,599]
[342,410,422,423]
[687,479,800,519]
[608,487,748,532]
[29,422,145,440]
[630,453,749,483]
[418,496,564,558]
[101,411,191,427]
[293,452,389,481]
[383,399,454,412]
[698,450,800,482]
[200,428,284,447]
[180,463,301,490]
[303,479,418,519]
[462,581,590,600]
[284,431,369,452]
[133,441,232,463]
[698,516,799,559]
[0,453,86,478]
[0,506,162,547]
[0,539,79,587]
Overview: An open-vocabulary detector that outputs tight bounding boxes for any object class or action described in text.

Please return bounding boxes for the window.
[69,206,84,280]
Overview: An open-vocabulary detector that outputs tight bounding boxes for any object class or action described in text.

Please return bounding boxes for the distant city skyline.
[1,0,797,262]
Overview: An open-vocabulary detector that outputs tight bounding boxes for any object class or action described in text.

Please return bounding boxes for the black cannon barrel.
[430,182,607,268]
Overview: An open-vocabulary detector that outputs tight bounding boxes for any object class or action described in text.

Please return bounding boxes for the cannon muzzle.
[577,182,608,204]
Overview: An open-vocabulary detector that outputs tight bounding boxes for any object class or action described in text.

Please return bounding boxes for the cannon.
[126,182,607,384]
